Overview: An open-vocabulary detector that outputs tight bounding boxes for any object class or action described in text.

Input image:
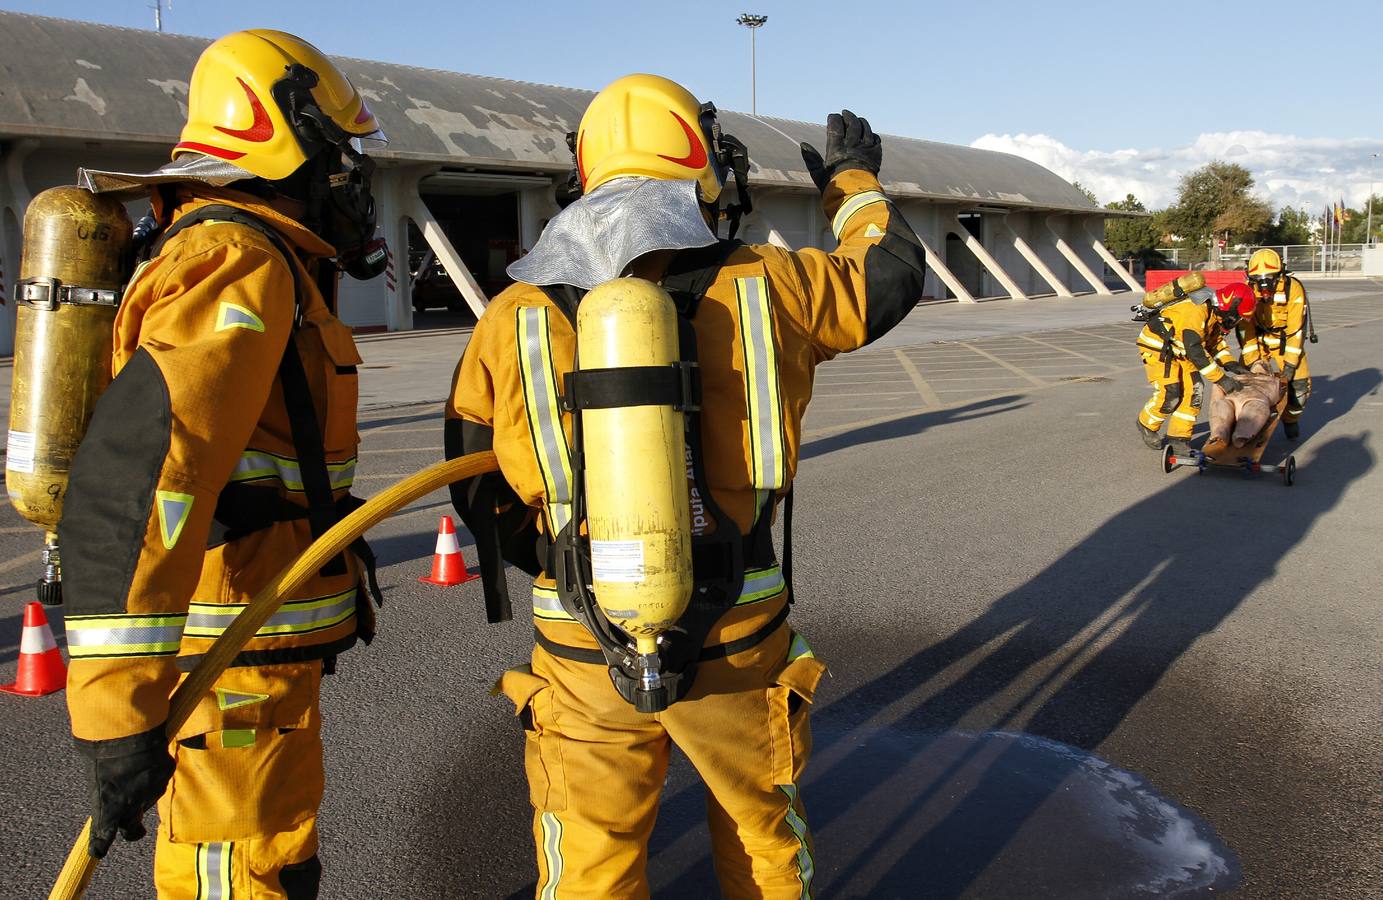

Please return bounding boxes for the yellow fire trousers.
[1139,352,1201,440]
[497,612,826,900]
[153,662,325,898]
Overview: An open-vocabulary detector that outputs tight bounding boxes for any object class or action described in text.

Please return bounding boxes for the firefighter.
[1242,249,1312,438]
[445,75,928,897]
[1135,282,1253,453]
[58,30,387,897]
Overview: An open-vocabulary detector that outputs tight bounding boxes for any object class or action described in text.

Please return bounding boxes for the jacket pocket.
[313,315,363,452]
[494,664,568,812]
[165,665,324,843]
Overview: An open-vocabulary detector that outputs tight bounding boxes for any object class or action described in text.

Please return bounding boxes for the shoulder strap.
[660,240,743,318]
[155,205,306,325]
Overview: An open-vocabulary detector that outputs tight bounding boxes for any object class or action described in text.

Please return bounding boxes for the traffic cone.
[419,516,477,586]
[1,601,67,697]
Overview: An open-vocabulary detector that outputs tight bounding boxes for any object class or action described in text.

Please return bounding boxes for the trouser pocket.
[495,664,568,812]
[166,722,324,843]
[165,666,323,843]
[767,633,828,787]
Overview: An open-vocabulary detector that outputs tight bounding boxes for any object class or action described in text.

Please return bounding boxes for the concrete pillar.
[996,214,1072,297]
[915,231,975,303]
[372,166,425,331]
[518,182,557,251]
[1081,217,1143,292]
[941,209,1027,300]
[1045,213,1111,295]
[0,139,38,355]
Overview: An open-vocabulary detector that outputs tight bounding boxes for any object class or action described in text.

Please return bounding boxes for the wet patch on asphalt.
[648,727,1240,899]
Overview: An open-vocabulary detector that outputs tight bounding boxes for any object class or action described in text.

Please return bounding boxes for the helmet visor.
[349,131,388,154]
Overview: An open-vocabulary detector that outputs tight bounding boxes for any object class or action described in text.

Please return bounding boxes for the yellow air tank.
[1142,271,1206,309]
[7,187,131,604]
[576,277,693,674]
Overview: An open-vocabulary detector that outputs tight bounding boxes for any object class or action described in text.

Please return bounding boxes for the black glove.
[76,726,175,859]
[1218,374,1243,394]
[1224,360,1251,376]
[799,109,883,192]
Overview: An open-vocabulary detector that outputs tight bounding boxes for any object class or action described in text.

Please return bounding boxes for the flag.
[1334,201,1342,225]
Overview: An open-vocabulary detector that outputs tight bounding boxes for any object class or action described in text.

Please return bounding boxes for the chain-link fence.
[1154,245,1363,273]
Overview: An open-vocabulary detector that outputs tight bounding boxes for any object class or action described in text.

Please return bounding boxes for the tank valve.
[37,531,62,606]
[633,650,668,713]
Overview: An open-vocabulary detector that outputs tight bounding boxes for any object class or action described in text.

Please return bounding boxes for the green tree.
[1103,193,1160,257]
[1260,206,1316,245]
[1338,196,1383,243]
[1163,161,1272,245]
[1071,181,1098,206]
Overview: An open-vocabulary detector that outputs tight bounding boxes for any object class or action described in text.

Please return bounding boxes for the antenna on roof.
[150,0,171,32]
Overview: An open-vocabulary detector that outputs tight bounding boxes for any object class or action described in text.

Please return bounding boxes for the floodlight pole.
[736,14,767,115]
[1367,152,1378,247]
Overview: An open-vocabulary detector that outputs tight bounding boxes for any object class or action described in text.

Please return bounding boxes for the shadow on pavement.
[1294,367,1381,448]
[646,434,1373,898]
[802,396,1026,461]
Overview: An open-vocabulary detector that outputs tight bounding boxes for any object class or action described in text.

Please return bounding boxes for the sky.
[4,0,1380,214]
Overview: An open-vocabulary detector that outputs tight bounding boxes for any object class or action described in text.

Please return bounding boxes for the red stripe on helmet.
[173,141,247,161]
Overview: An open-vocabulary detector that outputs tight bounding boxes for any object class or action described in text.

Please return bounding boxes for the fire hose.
[49,451,499,899]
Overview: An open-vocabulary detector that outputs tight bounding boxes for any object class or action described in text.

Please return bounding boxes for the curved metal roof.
[0,11,1101,214]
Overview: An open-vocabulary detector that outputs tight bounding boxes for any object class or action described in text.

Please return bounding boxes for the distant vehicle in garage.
[409,251,472,313]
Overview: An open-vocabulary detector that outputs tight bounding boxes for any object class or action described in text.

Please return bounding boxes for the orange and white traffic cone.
[1,601,67,696]
[419,515,478,586]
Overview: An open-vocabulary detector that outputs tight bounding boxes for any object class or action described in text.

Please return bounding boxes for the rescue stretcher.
[1161,375,1296,486]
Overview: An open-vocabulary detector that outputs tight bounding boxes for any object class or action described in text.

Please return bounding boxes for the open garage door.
[945,213,986,299]
[409,171,549,329]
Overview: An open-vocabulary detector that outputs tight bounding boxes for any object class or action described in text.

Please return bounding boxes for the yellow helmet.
[174,30,385,182]
[1245,248,1284,295]
[576,74,725,203]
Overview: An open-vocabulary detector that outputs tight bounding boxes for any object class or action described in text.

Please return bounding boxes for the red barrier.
[1144,270,1246,292]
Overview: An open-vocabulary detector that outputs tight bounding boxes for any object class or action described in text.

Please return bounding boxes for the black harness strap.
[563,364,699,412]
[534,602,790,667]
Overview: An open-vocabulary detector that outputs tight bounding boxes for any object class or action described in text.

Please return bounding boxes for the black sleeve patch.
[1181,328,1213,370]
[58,348,173,616]
[862,212,928,345]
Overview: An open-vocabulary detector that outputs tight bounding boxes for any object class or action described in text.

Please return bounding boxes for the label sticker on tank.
[6,431,35,473]
[591,540,645,583]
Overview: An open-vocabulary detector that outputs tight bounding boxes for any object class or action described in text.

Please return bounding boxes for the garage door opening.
[942,213,990,299]
[411,179,523,329]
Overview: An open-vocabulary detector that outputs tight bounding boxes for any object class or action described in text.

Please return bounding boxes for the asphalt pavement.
[1,281,1379,898]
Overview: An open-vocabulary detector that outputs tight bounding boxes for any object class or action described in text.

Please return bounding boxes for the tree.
[1337,196,1383,243]
[1163,161,1272,245]
[1259,206,1316,245]
[1071,181,1098,206]
[1103,193,1160,257]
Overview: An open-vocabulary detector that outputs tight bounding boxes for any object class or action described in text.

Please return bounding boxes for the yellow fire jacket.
[1135,297,1235,382]
[446,168,927,651]
[60,187,365,743]
[1241,275,1308,370]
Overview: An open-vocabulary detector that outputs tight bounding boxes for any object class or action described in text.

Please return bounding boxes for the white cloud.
[970,131,1383,214]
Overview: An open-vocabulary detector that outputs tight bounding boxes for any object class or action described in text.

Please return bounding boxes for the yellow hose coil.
[49,451,498,899]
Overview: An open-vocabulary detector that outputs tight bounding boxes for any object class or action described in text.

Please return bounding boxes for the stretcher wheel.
[1282,456,1296,487]
[1161,445,1176,474]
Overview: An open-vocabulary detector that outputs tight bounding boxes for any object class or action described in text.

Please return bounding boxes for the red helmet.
[1212,282,1256,321]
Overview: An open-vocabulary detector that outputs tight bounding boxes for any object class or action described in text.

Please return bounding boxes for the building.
[0,11,1139,355]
